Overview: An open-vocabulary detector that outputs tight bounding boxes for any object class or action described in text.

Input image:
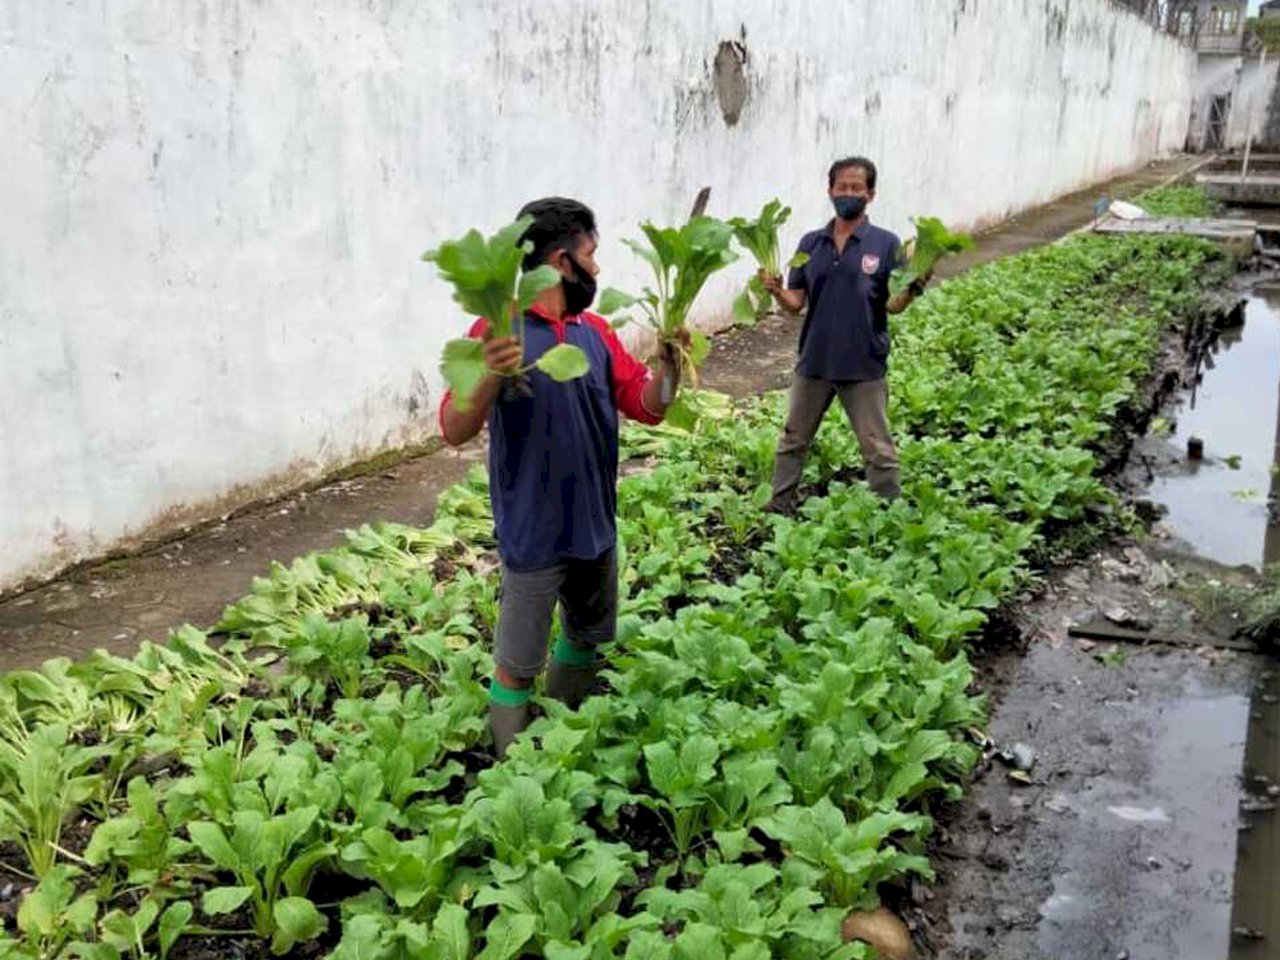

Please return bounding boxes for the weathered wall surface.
[0,0,1195,591]
[1189,53,1280,149]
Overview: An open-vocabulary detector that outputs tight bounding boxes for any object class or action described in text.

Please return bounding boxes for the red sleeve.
[437,318,490,442]
[583,314,661,426]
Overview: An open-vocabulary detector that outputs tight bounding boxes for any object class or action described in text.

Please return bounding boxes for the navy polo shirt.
[786,219,901,382]
[441,306,660,572]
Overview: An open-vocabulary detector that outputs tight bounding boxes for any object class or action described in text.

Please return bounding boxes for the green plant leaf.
[201,886,254,916]
[890,216,973,296]
[187,822,239,872]
[598,288,640,315]
[663,395,699,432]
[476,911,537,960]
[440,338,490,412]
[518,265,563,311]
[159,901,194,960]
[270,897,328,955]
[535,344,591,382]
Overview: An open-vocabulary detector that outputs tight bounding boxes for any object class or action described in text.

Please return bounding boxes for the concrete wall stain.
[712,40,749,127]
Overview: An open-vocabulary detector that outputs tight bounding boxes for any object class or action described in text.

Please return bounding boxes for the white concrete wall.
[0,0,1195,591]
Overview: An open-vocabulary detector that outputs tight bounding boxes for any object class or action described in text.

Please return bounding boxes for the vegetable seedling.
[890,216,974,297]
[423,217,590,411]
[728,199,809,325]
[598,216,738,427]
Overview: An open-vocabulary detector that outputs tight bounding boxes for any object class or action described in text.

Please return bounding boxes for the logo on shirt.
[861,254,881,275]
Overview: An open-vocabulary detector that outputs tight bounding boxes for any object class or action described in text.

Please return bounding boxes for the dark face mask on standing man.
[832,195,868,222]
[562,253,598,315]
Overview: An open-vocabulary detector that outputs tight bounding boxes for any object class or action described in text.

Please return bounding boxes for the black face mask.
[832,195,868,222]
[562,254,597,315]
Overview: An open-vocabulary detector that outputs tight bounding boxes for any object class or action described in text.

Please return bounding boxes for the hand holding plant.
[598,215,737,425]
[423,218,590,411]
[890,216,973,297]
[729,200,809,325]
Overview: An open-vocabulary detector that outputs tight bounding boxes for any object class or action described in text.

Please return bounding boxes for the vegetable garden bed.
[0,231,1227,960]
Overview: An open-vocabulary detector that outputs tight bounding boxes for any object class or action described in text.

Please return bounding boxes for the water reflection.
[1147,291,1280,568]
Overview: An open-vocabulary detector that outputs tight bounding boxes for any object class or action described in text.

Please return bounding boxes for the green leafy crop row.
[0,233,1221,960]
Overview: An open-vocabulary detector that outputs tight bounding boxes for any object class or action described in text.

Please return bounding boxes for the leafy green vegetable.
[728,200,810,325]
[423,218,588,411]
[1130,184,1217,218]
[598,216,738,416]
[889,216,974,296]
[0,721,108,877]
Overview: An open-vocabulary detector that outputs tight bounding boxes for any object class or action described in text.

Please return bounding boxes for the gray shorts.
[494,549,618,679]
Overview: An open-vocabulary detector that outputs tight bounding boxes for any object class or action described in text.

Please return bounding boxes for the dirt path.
[0,155,1206,670]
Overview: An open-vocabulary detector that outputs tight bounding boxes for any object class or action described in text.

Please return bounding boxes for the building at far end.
[1180,0,1278,150]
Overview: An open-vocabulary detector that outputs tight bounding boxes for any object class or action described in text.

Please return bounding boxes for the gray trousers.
[769,375,901,505]
[494,550,617,680]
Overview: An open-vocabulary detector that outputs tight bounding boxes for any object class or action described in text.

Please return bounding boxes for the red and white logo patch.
[861,254,881,275]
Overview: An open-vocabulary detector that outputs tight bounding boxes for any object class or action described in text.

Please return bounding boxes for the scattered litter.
[1109,200,1148,220]
[1009,743,1036,771]
[1107,805,1170,823]
[1144,856,1162,871]
[1077,638,1098,652]
[966,727,993,749]
[1240,797,1277,814]
[1008,770,1034,786]
[1187,436,1204,460]
[1144,562,1175,589]
[1172,857,1193,871]
[1044,794,1071,814]
[1233,927,1267,943]
[1104,607,1153,631]
[1116,951,1131,960]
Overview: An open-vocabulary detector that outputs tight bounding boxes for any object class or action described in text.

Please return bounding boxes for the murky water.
[1147,290,1280,568]
[1144,282,1280,960]
[1227,669,1279,960]
[1035,688,1249,960]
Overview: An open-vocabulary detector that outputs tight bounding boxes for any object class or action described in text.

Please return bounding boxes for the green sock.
[489,676,531,707]
[552,634,597,669]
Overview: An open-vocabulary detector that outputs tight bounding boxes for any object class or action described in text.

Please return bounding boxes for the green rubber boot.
[489,678,532,759]
[545,635,600,710]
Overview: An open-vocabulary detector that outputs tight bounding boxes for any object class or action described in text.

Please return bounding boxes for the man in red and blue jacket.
[439,197,681,756]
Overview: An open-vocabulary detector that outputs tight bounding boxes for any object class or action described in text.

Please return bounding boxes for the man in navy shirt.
[439,198,680,756]
[761,156,929,510]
